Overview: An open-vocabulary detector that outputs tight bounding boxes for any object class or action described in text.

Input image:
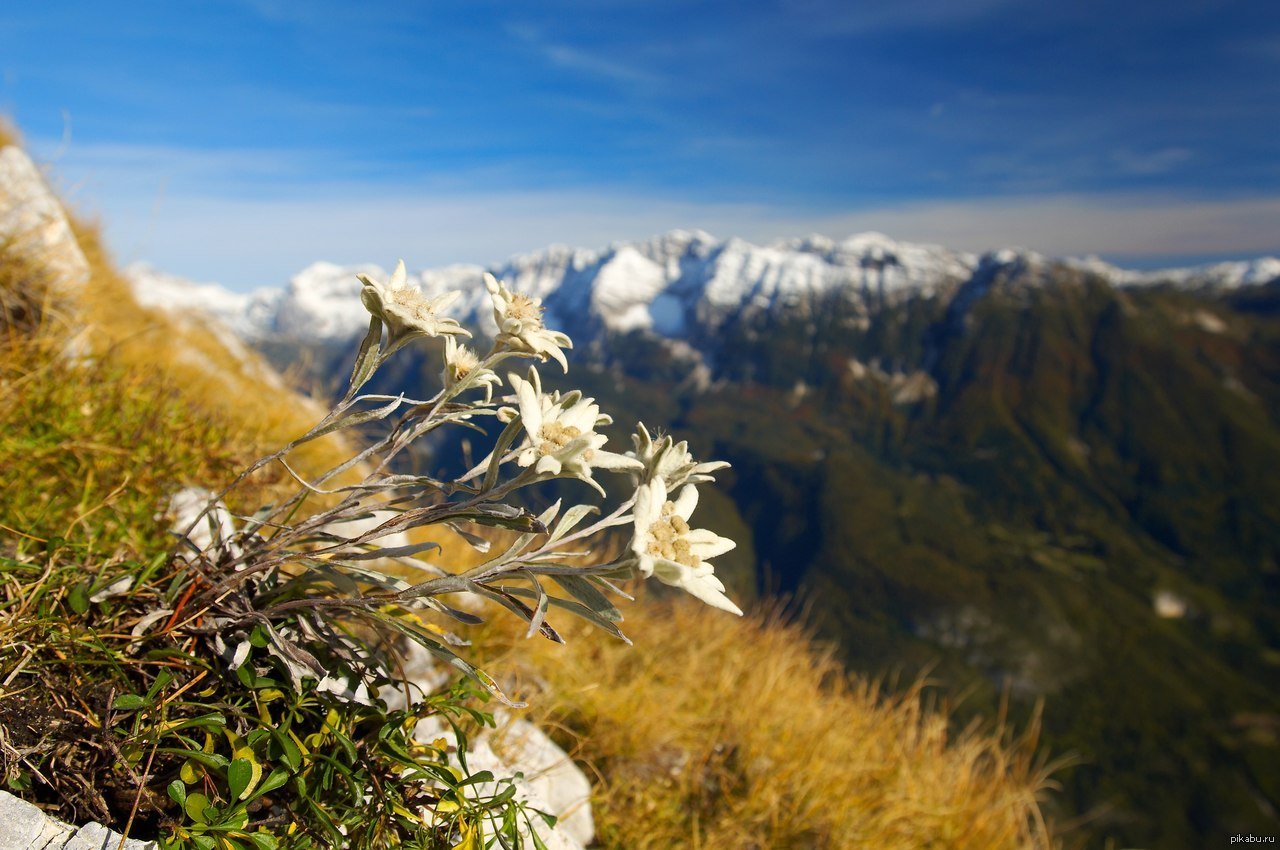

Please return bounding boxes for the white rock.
[1153,590,1188,619]
[1191,309,1227,334]
[491,719,595,847]
[0,788,71,849]
[163,486,239,560]
[410,715,591,850]
[0,790,155,850]
[62,821,157,850]
[0,146,89,292]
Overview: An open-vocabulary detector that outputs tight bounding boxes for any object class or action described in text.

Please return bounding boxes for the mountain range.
[129,231,1280,850]
[128,229,1280,351]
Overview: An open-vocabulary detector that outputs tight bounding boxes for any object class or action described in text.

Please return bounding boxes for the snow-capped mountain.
[126,230,1280,349]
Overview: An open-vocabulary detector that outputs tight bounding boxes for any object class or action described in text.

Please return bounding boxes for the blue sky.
[2,0,1279,289]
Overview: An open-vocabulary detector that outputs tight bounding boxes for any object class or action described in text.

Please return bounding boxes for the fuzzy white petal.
[673,484,699,521]
[688,529,737,559]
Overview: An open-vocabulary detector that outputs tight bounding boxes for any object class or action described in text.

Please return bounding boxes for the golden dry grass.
[68,217,352,490]
[484,592,1061,850]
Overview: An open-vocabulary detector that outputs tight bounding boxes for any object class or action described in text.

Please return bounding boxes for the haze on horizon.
[2,0,1278,291]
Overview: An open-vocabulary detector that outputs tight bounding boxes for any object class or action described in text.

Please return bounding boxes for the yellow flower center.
[507,293,544,325]
[449,346,480,379]
[386,287,437,324]
[647,501,700,567]
[538,421,583,457]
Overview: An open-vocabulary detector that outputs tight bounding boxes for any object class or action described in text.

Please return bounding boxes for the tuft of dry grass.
[68,217,352,490]
[483,592,1061,850]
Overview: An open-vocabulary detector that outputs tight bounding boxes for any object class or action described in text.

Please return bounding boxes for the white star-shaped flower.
[630,478,741,615]
[484,273,572,371]
[441,335,501,402]
[359,260,469,347]
[510,368,641,494]
[629,422,729,489]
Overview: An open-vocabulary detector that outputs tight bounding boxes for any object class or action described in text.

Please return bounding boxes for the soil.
[0,667,175,839]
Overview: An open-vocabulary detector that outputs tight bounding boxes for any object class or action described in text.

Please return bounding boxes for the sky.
[2,0,1279,290]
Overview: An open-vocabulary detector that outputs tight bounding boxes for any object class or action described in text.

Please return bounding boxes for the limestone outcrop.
[0,145,88,292]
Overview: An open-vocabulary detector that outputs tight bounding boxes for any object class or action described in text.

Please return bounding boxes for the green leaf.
[345,539,443,561]
[166,779,187,807]
[145,669,175,700]
[272,730,302,771]
[425,597,485,625]
[445,521,492,552]
[468,584,562,644]
[180,759,202,784]
[248,625,270,648]
[243,833,280,850]
[235,665,279,690]
[330,727,358,763]
[223,804,250,830]
[523,575,552,640]
[227,758,254,801]
[112,693,148,711]
[184,791,211,824]
[157,748,230,770]
[468,505,548,534]
[364,609,524,707]
[456,770,495,787]
[166,712,227,733]
[482,415,525,492]
[254,767,290,798]
[67,580,90,614]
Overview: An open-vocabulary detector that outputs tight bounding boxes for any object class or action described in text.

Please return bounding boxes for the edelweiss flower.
[510,368,641,493]
[442,335,501,402]
[484,273,572,371]
[359,260,469,346]
[629,423,730,489]
[630,478,741,615]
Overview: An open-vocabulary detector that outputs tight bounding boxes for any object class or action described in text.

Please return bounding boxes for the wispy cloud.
[1108,147,1194,176]
[507,23,664,89]
[61,148,1278,289]
[541,44,662,86]
[965,145,1199,192]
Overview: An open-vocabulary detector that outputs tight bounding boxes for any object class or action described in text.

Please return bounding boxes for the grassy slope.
[0,146,1060,847]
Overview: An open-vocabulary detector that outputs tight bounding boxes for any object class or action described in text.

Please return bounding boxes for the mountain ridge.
[126,230,1280,350]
